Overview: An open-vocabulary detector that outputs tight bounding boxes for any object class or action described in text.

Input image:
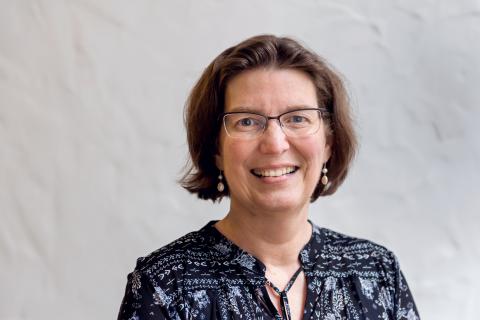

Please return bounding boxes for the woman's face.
[216,68,331,214]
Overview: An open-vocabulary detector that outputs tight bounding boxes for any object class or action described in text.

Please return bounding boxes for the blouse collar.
[202,220,325,279]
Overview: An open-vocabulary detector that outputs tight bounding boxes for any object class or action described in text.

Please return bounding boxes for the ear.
[215,153,224,171]
[323,137,333,163]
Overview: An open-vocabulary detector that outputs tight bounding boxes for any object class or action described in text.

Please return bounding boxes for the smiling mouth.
[251,166,299,178]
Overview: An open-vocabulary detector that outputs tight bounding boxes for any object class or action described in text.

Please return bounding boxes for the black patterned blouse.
[118,221,419,320]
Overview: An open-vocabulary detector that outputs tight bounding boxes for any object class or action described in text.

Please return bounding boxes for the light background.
[1,0,479,319]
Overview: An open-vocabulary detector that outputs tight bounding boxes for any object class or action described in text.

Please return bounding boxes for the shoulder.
[134,226,214,280]
[320,227,395,258]
[312,225,401,279]
[119,225,223,319]
[304,226,421,318]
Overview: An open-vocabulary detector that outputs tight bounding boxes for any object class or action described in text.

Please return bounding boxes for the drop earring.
[217,171,225,192]
[321,163,329,186]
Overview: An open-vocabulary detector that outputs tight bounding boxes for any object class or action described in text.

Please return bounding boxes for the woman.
[118,35,419,320]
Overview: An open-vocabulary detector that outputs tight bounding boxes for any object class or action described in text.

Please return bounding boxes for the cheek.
[301,136,328,163]
[221,140,253,171]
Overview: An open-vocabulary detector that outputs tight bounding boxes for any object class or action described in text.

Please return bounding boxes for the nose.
[259,119,290,154]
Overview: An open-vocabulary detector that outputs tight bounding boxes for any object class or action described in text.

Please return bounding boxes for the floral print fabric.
[118,221,419,320]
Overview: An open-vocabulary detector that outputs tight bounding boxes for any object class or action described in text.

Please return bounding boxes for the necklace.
[265,266,303,320]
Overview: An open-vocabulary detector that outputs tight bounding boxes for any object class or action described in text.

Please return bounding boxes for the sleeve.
[391,253,421,320]
[117,270,172,320]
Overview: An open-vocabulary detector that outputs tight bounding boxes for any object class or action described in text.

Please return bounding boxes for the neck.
[215,201,312,269]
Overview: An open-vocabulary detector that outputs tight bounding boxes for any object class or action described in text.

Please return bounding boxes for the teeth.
[253,166,296,177]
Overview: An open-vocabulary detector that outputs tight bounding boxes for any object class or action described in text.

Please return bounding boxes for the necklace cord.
[265,266,303,320]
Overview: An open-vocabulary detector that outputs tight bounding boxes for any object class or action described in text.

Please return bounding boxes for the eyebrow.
[227,106,256,113]
[227,105,316,114]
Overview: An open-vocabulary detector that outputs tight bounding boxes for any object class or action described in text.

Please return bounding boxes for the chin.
[252,191,307,213]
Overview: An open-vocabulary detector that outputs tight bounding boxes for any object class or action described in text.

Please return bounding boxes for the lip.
[250,164,299,178]
[251,163,298,171]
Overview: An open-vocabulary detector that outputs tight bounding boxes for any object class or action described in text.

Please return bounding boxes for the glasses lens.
[223,113,266,139]
[280,109,321,137]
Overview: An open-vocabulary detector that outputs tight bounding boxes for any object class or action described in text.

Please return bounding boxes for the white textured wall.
[1,1,479,319]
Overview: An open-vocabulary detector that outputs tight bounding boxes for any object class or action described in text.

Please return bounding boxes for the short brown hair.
[180,34,357,202]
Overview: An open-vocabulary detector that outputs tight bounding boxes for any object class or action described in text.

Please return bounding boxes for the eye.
[232,115,264,132]
[283,113,312,127]
[290,115,307,123]
[238,117,256,127]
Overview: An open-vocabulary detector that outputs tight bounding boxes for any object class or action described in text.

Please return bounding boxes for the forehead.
[224,68,317,113]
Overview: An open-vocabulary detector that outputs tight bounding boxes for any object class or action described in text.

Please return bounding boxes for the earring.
[217,171,225,192]
[321,163,329,186]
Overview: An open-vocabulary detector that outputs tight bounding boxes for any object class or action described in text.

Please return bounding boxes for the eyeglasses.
[221,107,330,140]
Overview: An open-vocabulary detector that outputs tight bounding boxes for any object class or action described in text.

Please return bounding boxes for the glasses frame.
[220,107,331,139]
